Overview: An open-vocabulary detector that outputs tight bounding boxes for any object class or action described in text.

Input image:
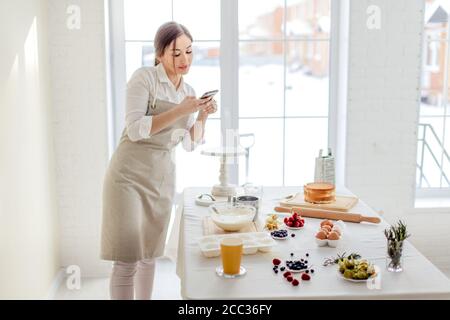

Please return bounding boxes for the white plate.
[270,230,289,240]
[286,267,309,273]
[285,223,304,230]
[271,235,288,240]
[195,194,228,207]
[338,269,378,283]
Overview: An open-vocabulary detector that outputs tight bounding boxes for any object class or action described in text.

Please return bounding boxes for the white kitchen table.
[176,186,450,299]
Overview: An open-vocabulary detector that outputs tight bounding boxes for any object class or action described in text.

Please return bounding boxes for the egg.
[319,220,329,227]
[320,220,334,228]
[322,225,332,232]
[315,230,327,240]
[332,225,342,233]
[331,228,341,236]
[335,220,346,230]
[327,231,340,240]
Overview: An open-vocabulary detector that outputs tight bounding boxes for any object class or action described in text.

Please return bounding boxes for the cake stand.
[201,147,246,197]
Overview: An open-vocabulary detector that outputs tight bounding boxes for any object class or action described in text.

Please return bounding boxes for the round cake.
[304,183,336,204]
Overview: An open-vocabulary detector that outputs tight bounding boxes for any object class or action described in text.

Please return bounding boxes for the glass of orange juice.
[216,237,246,278]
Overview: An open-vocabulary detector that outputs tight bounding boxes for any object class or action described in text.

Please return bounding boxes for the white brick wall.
[345,0,424,218]
[48,0,111,276]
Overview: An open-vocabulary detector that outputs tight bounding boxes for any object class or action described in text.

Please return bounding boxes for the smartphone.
[200,89,219,100]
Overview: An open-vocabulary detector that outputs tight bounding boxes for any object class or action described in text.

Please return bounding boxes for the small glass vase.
[386,239,404,272]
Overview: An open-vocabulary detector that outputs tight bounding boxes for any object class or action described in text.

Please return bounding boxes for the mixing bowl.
[209,203,256,232]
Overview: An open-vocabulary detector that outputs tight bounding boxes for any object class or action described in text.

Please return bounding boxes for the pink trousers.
[110,259,155,300]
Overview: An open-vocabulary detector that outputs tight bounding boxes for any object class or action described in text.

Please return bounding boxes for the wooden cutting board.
[202,217,262,235]
[279,192,358,212]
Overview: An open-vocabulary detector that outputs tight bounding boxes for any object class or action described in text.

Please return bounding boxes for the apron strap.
[151,81,158,109]
[145,79,159,116]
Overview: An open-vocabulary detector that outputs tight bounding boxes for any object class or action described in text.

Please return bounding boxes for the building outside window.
[417,0,450,207]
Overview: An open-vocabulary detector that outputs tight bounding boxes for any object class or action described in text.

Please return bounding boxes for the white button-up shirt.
[125,63,204,151]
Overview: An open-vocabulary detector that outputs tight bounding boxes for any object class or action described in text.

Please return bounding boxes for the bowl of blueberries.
[270,229,289,240]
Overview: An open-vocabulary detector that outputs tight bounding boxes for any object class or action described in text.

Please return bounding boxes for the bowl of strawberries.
[283,211,305,229]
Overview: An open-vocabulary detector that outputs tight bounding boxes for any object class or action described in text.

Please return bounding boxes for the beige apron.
[101,95,190,263]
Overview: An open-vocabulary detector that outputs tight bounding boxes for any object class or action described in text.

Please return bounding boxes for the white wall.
[344,0,450,278]
[0,0,60,299]
[47,0,111,277]
[345,0,424,219]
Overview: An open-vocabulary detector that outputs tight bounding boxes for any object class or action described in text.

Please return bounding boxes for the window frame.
[416,2,450,198]
[107,0,344,186]
[108,0,127,147]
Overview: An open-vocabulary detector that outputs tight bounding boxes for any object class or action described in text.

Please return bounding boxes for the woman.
[100,22,217,300]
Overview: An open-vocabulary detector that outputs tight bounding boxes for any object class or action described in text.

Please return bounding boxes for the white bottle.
[314,148,335,185]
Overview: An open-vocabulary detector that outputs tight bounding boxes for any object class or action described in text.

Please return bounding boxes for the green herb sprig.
[323,252,361,267]
[384,220,410,242]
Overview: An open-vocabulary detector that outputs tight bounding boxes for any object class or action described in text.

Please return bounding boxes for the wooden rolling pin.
[274,206,381,224]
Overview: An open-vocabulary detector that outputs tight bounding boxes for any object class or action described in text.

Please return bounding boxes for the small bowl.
[271,234,288,240]
[285,223,304,230]
[315,238,328,247]
[270,229,289,240]
[209,203,256,232]
[327,239,341,248]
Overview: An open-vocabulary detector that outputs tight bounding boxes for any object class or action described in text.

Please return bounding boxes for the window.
[417,0,450,201]
[121,0,222,192]
[110,0,336,192]
[238,0,331,186]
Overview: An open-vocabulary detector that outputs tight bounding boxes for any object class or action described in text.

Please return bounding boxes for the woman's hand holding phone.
[178,96,209,116]
[197,89,218,119]
[199,89,218,101]
[177,90,218,120]
[198,100,218,121]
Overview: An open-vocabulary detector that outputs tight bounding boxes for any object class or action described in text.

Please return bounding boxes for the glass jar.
[386,239,404,272]
[241,184,263,222]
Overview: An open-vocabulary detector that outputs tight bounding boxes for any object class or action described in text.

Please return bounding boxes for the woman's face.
[158,34,193,77]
